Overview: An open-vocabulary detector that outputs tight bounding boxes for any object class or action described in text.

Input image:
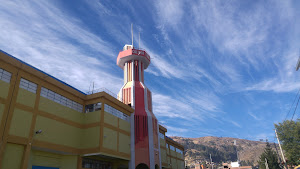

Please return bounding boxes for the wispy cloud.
[155,0,184,26]
[247,112,261,121]
[246,79,300,93]
[0,0,123,93]
[152,93,193,119]
[228,120,242,128]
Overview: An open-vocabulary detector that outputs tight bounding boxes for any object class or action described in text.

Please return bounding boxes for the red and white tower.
[117,44,160,169]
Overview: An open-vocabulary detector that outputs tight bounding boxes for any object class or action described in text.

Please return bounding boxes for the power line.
[291,92,300,120]
[284,88,300,121]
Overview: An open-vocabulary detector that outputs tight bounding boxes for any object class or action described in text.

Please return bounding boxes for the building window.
[159,132,165,139]
[19,78,37,93]
[166,143,169,148]
[82,158,112,169]
[0,68,12,83]
[170,145,175,151]
[85,102,102,113]
[41,87,83,112]
[104,104,130,122]
[176,148,183,154]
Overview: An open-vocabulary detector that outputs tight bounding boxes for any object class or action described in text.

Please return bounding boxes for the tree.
[258,142,280,169]
[274,119,300,166]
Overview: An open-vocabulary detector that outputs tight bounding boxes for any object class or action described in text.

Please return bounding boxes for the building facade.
[0,47,184,169]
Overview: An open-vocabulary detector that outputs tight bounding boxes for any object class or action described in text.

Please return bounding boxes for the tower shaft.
[117,46,160,169]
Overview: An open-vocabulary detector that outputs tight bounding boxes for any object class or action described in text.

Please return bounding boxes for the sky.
[0,0,299,141]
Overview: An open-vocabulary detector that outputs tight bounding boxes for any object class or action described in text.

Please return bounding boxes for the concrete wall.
[30,150,78,169]
[1,143,24,169]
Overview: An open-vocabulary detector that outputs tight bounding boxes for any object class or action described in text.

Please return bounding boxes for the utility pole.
[265,158,269,169]
[275,129,288,169]
[273,142,282,164]
[210,154,213,169]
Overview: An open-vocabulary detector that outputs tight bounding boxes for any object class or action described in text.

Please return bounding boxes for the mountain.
[170,136,280,167]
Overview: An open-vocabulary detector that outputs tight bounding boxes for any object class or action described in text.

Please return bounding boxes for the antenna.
[131,23,133,47]
[92,82,95,94]
[296,48,300,71]
[88,82,92,94]
[139,32,140,49]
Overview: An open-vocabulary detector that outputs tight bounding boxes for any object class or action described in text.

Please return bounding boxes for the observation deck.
[117,48,151,69]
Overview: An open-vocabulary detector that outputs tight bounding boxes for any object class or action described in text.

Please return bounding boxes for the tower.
[117,44,160,169]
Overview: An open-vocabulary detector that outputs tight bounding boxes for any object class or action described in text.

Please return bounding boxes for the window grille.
[104,104,130,122]
[159,132,165,139]
[82,158,111,169]
[40,87,83,112]
[19,78,37,93]
[85,103,102,113]
[0,68,12,83]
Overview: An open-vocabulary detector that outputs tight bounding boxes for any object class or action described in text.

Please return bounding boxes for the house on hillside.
[221,162,252,169]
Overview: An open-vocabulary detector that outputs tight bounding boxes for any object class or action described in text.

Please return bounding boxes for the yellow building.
[0,50,184,169]
[159,126,184,169]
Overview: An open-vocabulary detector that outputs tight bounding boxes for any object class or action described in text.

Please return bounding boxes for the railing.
[87,88,123,101]
[159,122,167,129]
[119,48,151,61]
[132,48,150,61]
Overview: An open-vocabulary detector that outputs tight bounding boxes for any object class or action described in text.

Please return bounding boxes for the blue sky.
[0,0,299,141]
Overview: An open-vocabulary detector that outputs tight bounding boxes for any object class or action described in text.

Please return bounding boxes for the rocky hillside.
[170,136,279,167]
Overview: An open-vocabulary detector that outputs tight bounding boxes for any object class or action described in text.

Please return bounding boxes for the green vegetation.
[239,160,254,167]
[274,119,300,165]
[257,142,280,169]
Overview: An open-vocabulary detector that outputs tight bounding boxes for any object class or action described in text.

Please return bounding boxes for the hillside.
[170,136,279,167]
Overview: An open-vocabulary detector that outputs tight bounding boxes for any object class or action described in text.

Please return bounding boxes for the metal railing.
[159,122,167,129]
[87,88,123,101]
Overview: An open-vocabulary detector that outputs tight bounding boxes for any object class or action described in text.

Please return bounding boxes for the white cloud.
[155,0,184,26]
[146,51,185,79]
[247,112,261,121]
[246,79,300,93]
[152,93,193,119]
[152,88,224,126]
[228,120,242,128]
[0,0,123,94]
